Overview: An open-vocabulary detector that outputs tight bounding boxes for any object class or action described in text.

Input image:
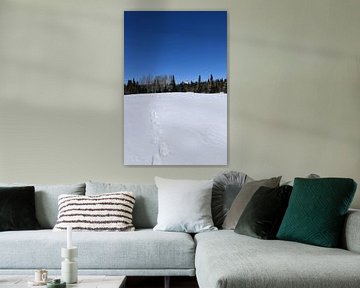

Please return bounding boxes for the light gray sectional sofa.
[1,181,360,288]
[0,182,195,279]
[195,217,360,288]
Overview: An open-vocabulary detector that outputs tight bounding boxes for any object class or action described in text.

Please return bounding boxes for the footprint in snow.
[150,110,159,125]
[159,142,169,157]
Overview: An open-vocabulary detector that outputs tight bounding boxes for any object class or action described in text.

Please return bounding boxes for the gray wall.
[0,0,359,207]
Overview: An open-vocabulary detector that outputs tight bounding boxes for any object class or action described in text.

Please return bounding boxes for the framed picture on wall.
[124,11,227,165]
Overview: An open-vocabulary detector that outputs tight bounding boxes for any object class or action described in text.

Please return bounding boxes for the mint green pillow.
[277,178,357,247]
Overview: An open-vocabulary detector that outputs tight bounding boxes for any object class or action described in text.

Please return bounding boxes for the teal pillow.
[277,178,357,247]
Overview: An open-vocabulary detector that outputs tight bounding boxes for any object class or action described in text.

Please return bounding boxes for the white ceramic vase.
[61,247,78,284]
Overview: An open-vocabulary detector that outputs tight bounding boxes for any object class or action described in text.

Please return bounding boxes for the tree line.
[124,74,227,95]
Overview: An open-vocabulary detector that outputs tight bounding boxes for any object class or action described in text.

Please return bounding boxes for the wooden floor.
[126,276,199,288]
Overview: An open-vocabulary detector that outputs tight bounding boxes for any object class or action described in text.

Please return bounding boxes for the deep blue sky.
[124,11,227,83]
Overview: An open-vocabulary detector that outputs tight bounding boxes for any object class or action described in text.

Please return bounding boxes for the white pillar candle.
[67,225,72,249]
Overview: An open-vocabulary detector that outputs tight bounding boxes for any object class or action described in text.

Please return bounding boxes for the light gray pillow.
[222,176,281,230]
[0,183,85,228]
[153,177,217,233]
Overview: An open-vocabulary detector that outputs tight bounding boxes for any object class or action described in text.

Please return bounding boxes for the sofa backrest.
[0,183,86,229]
[86,181,158,229]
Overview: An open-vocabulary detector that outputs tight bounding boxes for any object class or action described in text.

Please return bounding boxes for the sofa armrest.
[342,209,360,253]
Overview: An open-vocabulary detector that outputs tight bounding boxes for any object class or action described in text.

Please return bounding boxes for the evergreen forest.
[124,75,227,95]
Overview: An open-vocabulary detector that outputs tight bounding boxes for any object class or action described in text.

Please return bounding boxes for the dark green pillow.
[277,178,357,247]
[0,186,41,231]
[235,185,292,239]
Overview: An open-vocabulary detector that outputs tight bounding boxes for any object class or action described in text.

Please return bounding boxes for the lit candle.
[67,225,72,249]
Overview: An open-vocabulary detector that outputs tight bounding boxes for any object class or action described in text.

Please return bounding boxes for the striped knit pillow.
[53,192,136,231]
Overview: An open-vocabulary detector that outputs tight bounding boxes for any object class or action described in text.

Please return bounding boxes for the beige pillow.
[222,176,281,229]
[53,192,136,232]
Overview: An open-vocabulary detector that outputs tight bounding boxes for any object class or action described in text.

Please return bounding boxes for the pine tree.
[196,75,201,93]
[208,74,215,93]
[170,75,177,92]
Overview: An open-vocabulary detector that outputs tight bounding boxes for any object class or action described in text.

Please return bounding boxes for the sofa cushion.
[153,177,216,233]
[277,178,357,247]
[195,230,360,288]
[86,181,158,229]
[53,192,136,232]
[0,229,195,272]
[234,185,292,239]
[212,171,249,228]
[0,183,85,229]
[0,186,40,231]
[222,176,281,229]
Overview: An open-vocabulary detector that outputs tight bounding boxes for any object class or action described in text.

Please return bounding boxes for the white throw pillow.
[53,192,135,232]
[153,177,217,233]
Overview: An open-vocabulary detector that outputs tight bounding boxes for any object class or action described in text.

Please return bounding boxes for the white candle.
[67,225,72,249]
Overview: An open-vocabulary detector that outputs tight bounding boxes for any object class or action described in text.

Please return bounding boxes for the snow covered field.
[124,92,227,165]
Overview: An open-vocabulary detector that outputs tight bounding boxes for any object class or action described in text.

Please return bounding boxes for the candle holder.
[61,247,78,284]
